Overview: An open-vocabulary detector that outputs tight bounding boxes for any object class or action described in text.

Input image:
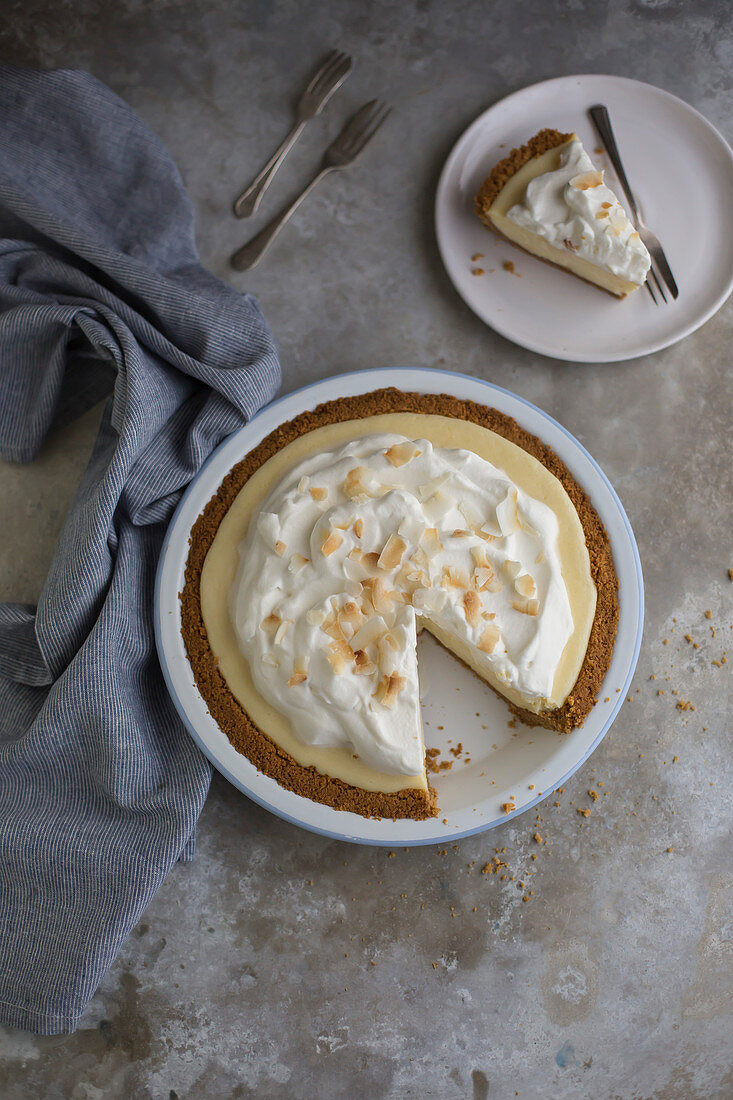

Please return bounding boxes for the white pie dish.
[155,367,643,846]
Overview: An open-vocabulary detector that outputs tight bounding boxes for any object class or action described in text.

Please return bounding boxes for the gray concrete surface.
[1,1,731,1097]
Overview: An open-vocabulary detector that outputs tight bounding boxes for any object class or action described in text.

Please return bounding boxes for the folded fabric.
[0,66,280,1034]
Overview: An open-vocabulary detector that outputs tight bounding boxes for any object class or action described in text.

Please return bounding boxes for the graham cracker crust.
[180,388,619,820]
[474,128,572,218]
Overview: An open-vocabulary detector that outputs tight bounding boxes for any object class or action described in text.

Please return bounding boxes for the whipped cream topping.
[231,434,574,776]
[505,138,651,285]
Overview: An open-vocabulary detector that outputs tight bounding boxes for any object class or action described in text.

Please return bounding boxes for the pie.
[475,129,651,297]
[181,389,619,820]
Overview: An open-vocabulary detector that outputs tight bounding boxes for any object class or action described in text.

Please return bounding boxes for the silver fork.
[233,50,353,218]
[231,100,392,271]
[589,104,679,304]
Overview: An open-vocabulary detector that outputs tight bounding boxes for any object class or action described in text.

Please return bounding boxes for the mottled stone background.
[0,1,731,1097]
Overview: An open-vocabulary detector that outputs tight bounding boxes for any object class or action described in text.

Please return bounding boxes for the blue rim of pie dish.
[154,367,645,847]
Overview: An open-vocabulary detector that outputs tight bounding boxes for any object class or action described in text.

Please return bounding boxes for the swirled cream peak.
[506,138,651,285]
[231,434,574,776]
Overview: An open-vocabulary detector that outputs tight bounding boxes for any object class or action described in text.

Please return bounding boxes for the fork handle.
[233,120,306,218]
[231,166,334,270]
[589,105,640,223]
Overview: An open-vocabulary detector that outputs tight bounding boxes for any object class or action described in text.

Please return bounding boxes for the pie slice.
[181,390,619,820]
[475,129,651,297]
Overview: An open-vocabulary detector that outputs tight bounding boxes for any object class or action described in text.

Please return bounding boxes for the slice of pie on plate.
[181,390,619,820]
[475,129,651,297]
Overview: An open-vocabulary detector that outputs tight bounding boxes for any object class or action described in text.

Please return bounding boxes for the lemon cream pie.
[181,390,619,819]
[475,129,651,297]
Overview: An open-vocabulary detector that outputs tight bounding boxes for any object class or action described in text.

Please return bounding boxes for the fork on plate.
[589,104,679,304]
[231,99,392,270]
[233,49,353,218]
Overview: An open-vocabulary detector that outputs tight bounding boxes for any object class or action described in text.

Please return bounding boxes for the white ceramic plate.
[155,368,643,846]
[435,75,733,362]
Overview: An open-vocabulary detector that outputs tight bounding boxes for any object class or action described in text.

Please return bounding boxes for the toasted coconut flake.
[442,565,470,589]
[378,672,407,709]
[412,587,447,613]
[477,526,500,542]
[288,553,309,574]
[411,545,430,571]
[478,624,501,653]
[361,551,381,571]
[502,559,522,582]
[512,596,540,616]
[309,487,328,502]
[287,670,308,687]
[347,547,362,562]
[353,518,364,539]
[421,527,443,558]
[351,617,387,651]
[274,540,287,557]
[398,514,424,544]
[329,635,355,663]
[471,545,490,569]
[515,573,536,598]
[324,617,349,645]
[377,633,400,677]
[297,476,310,494]
[463,589,482,627]
[536,551,545,565]
[306,607,326,627]
[261,652,279,667]
[473,565,500,592]
[260,612,281,633]
[424,490,453,523]
[321,530,343,557]
[343,466,372,501]
[451,529,471,538]
[353,649,376,676]
[274,620,291,646]
[377,533,407,571]
[340,601,364,629]
[496,488,520,536]
[384,441,421,467]
[344,559,368,586]
[372,577,394,615]
[327,649,348,674]
[458,499,483,528]
[571,169,604,190]
[418,473,450,501]
[320,610,337,634]
[400,564,428,591]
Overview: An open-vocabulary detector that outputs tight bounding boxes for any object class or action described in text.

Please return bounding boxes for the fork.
[589,104,679,304]
[231,100,392,271]
[233,49,353,218]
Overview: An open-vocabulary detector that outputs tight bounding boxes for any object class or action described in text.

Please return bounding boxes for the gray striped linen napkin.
[0,66,280,1034]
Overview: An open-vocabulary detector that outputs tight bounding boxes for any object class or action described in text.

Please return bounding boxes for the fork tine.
[351,106,392,153]
[336,98,382,149]
[308,50,349,99]
[305,49,341,95]
[651,265,667,304]
[314,54,352,99]
[645,278,658,305]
